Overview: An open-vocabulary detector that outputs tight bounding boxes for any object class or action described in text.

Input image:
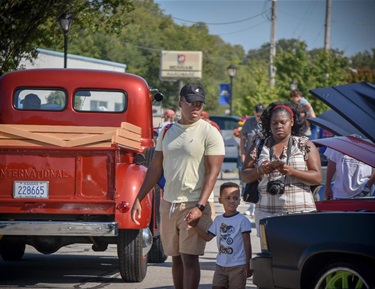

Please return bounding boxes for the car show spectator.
[239,103,265,217]
[201,110,221,132]
[131,82,225,289]
[157,109,175,135]
[289,89,318,139]
[191,182,252,289]
[240,101,322,235]
[324,147,375,199]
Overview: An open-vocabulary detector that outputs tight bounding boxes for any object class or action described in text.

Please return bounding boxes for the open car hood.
[309,81,375,143]
[308,109,365,138]
[310,82,375,167]
[313,136,375,167]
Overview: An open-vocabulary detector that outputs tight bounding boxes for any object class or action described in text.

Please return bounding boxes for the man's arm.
[131,150,163,225]
[324,159,336,200]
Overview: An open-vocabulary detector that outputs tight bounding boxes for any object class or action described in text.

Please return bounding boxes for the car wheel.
[313,262,373,289]
[0,238,25,261]
[148,235,167,263]
[312,185,323,202]
[117,229,148,282]
[148,186,167,263]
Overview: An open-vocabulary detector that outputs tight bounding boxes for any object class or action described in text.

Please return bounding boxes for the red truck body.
[0,69,165,282]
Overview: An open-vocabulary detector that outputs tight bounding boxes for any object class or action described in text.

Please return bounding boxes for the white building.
[18,48,127,72]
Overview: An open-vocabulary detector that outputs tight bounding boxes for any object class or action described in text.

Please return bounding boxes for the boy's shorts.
[160,199,213,256]
[212,264,246,289]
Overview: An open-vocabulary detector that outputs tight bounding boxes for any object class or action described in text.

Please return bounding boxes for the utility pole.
[269,0,277,87]
[324,0,331,51]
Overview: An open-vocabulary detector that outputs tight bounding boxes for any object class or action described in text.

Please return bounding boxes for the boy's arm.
[243,232,253,277]
[193,225,214,242]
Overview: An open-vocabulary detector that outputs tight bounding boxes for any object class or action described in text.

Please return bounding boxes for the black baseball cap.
[180,83,206,103]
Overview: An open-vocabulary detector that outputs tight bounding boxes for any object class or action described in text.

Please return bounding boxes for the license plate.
[13,181,49,199]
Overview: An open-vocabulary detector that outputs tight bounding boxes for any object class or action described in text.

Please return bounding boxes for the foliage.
[0,0,134,74]
[233,115,250,138]
[1,0,374,118]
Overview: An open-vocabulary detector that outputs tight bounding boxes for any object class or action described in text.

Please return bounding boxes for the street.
[0,170,260,289]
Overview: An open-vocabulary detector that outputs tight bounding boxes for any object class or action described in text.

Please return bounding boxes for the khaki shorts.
[160,199,213,256]
[212,264,247,289]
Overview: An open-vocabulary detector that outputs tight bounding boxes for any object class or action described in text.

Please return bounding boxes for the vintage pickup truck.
[0,68,166,282]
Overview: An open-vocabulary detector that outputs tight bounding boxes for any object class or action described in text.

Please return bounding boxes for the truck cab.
[0,68,166,282]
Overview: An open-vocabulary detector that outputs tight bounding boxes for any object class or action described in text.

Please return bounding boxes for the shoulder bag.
[242,139,265,203]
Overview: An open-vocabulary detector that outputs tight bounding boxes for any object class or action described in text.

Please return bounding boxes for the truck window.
[73,90,126,112]
[14,89,66,111]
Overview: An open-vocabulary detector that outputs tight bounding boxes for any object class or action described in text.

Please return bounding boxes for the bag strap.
[162,123,174,140]
[256,138,265,159]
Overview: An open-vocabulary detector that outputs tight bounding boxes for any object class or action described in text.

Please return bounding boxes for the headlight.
[259,222,269,252]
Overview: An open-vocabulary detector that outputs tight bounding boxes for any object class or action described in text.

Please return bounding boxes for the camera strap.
[269,136,293,184]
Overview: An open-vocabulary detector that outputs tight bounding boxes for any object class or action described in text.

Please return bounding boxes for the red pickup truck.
[0,68,166,282]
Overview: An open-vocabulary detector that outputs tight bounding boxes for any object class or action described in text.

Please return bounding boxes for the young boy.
[192,182,252,289]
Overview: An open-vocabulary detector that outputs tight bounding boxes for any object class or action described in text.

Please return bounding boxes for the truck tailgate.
[0,147,116,215]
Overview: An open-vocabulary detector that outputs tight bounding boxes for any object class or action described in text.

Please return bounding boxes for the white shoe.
[245,211,251,216]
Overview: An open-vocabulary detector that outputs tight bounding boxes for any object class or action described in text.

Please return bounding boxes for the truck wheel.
[117,229,148,282]
[148,236,167,263]
[148,185,167,263]
[0,238,26,261]
[312,261,373,289]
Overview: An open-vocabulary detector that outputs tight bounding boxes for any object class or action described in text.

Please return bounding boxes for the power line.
[171,11,267,25]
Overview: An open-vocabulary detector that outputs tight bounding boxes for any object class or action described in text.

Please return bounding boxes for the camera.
[267,180,285,195]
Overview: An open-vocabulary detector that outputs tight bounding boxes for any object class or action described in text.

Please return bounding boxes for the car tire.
[117,229,148,282]
[0,238,25,261]
[148,186,167,263]
[312,261,374,289]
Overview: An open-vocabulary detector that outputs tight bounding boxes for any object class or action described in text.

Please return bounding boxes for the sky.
[155,0,375,57]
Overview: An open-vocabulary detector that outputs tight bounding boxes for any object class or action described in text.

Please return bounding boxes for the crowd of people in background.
[138,83,373,289]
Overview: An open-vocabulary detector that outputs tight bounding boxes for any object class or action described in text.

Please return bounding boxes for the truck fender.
[115,163,152,229]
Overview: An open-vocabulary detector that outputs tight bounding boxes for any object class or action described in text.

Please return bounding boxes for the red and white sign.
[160,51,203,80]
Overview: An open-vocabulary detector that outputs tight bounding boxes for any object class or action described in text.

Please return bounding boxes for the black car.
[252,82,375,289]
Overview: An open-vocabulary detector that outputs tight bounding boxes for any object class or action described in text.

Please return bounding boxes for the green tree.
[0,0,134,75]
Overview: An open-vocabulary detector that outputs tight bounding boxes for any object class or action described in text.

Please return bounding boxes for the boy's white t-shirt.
[208,212,252,267]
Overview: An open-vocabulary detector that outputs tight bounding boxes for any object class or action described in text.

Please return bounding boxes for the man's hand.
[131,198,142,225]
[184,207,202,227]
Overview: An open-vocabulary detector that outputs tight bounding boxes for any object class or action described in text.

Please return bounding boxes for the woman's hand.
[258,161,277,175]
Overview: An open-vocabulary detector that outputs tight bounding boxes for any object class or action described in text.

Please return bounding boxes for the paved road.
[0,171,260,289]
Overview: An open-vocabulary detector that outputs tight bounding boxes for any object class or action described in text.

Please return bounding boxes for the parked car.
[252,82,375,289]
[209,115,240,163]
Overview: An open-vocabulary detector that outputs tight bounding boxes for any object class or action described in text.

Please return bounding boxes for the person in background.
[157,109,175,135]
[191,182,252,289]
[324,147,375,199]
[289,89,318,139]
[201,111,221,133]
[239,103,265,217]
[240,101,322,235]
[22,93,41,110]
[131,82,225,289]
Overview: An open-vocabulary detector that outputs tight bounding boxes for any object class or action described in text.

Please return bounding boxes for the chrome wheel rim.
[315,267,370,289]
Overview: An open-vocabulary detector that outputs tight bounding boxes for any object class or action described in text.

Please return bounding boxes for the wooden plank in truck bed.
[0,123,141,150]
